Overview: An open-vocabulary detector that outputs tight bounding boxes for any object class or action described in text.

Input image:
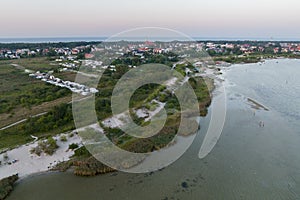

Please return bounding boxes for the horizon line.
[1,36,300,43]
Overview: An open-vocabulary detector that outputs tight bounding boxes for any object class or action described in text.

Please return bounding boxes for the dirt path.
[0,112,47,131]
[0,96,72,130]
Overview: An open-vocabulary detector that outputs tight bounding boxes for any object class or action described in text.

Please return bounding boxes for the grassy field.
[10,57,60,72]
[0,103,75,150]
[55,71,77,82]
[0,58,75,150]
[0,96,72,129]
[0,58,73,123]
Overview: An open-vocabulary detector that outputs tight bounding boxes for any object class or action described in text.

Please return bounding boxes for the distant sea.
[0,37,107,44]
[1,37,300,43]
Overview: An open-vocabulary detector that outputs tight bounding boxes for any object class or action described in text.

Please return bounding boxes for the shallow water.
[8,59,300,200]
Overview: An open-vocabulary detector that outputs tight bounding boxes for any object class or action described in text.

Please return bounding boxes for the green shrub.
[30,137,58,156]
[69,143,79,150]
[60,135,67,142]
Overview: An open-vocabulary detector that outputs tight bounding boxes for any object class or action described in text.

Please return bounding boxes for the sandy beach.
[0,132,82,180]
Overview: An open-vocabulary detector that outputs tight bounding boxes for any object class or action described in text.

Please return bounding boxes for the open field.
[0,58,75,150]
[0,58,72,116]
[0,96,72,129]
[0,103,75,150]
[10,57,60,72]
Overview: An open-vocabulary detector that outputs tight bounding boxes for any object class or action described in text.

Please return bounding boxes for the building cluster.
[274,43,300,54]
[2,41,300,60]
[80,41,207,75]
[0,45,91,59]
[29,71,99,96]
[203,42,300,55]
[90,41,204,59]
[0,49,37,59]
[55,57,81,71]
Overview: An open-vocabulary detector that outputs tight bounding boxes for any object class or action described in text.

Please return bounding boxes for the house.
[85,53,94,59]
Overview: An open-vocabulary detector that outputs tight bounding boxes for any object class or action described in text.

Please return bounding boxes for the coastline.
[0,65,223,199]
[1,57,271,199]
[0,64,221,181]
[214,54,300,65]
[5,59,300,200]
[0,132,81,180]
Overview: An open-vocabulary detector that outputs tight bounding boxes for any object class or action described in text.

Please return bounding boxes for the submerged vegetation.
[52,146,115,176]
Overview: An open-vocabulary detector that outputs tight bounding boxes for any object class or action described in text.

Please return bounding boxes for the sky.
[1,0,300,39]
